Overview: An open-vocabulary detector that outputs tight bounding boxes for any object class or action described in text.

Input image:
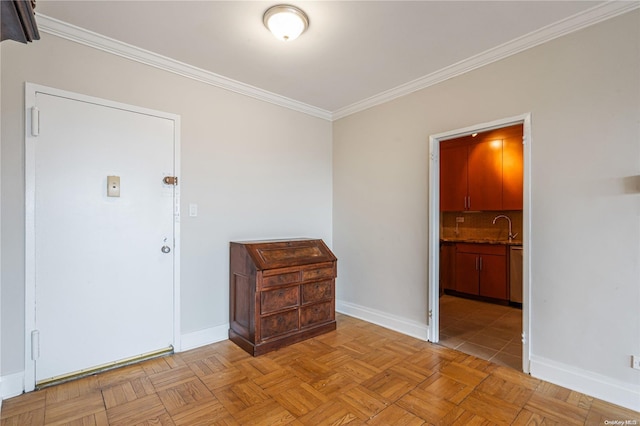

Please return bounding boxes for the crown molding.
[331,1,640,121]
[35,14,333,121]
[35,2,638,123]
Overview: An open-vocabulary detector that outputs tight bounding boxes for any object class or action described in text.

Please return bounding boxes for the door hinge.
[428,309,433,319]
[163,176,178,186]
[31,106,40,136]
[31,330,40,360]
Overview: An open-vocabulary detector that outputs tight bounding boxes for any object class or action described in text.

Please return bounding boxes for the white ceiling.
[36,1,626,117]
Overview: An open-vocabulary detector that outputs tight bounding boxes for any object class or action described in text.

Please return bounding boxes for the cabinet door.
[468,140,503,210]
[440,243,456,291]
[502,137,523,210]
[455,252,479,295]
[479,254,507,299]
[440,144,468,211]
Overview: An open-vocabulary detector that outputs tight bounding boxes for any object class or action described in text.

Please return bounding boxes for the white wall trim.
[336,299,429,341]
[332,1,640,120]
[1,372,25,401]
[180,325,229,352]
[427,113,533,374]
[34,3,638,123]
[34,14,332,122]
[0,322,229,401]
[530,355,640,412]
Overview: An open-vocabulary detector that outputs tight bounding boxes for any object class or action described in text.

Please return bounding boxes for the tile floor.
[439,294,523,370]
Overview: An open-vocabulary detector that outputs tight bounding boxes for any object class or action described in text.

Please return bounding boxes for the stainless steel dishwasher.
[510,246,523,304]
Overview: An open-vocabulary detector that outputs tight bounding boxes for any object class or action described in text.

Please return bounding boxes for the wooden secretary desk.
[229,238,337,356]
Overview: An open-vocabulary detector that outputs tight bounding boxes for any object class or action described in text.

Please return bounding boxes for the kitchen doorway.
[427,114,531,373]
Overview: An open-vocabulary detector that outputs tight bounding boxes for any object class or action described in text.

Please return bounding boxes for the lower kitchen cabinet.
[454,243,508,301]
[440,242,456,293]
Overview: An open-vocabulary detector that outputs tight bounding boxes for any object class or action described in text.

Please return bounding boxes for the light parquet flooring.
[2,314,638,425]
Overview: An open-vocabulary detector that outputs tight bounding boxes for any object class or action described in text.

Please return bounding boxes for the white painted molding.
[332,1,640,120]
[1,372,25,401]
[336,299,429,341]
[35,2,637,123]
[530,355,640,412]
[35,14,332,122]
[1,323,228,401]
[180,324,229,352]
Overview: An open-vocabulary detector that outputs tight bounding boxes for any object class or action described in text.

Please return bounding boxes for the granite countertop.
[440,237,523,246]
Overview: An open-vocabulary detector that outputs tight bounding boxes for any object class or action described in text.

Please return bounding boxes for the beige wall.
[1,34,333,378]
[2,7,639,410]
[333,10,639,406]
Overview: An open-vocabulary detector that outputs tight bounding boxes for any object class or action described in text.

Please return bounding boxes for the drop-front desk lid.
[231,238,336,270]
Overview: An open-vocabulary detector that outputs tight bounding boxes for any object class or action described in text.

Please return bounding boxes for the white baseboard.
[336,299,429,341]
[180,323,229,352]
[1,372,25,401]
[530,355,640,412]
[0,325,229,403]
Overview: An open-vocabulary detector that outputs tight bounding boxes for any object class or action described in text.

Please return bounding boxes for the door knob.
[161,245,171,254]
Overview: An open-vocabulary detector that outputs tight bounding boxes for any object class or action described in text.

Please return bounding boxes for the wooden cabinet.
[468,140,503,211]
[455,243,508,301]
[502,136,524,210]
[440,124,523,212]
[440,144,468,211]
[440,242,456,292]
[229,239,337,356]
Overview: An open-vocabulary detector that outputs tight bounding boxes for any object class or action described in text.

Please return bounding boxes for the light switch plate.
[107,176,120,197]
[189,203,198,217]
[632,355,640,370]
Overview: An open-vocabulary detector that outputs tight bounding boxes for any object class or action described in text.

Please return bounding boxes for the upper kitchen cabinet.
[440,124,523,212]
[468,139,503,211]
[440,142,468,211]
[502,132,524,210]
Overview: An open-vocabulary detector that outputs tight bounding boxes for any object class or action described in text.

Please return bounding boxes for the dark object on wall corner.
[1,0,40,43]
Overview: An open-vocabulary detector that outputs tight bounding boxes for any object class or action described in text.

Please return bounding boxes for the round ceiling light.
[263,4,309,42]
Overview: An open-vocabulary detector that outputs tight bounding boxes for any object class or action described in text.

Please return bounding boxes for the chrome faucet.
[492,214,518,241]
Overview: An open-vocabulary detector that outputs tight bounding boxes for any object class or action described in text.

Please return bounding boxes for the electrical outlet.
[632,355,640,370]
[456,217,464,223]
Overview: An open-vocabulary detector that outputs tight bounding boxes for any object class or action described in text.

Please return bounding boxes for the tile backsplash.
[441,210,523,241]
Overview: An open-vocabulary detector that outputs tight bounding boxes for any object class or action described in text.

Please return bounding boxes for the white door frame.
[24,83,181,391]
[428,113,532,373]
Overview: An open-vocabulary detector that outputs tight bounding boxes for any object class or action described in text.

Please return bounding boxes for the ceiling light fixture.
[263,4,309,42]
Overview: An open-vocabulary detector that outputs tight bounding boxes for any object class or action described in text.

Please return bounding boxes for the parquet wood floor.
[2,314,638,425]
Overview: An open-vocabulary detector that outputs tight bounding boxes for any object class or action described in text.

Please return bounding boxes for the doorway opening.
[428,114,531,373]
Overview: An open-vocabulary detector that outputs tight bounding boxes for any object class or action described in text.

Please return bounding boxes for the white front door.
[25,85,180,386]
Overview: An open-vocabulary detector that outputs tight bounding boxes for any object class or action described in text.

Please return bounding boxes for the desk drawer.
[261,286,299,314]
[261,310,298,339]
[302,266,335,282]
[301,281,333,304]
[300,302,333,328]
[262,271,301,288]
